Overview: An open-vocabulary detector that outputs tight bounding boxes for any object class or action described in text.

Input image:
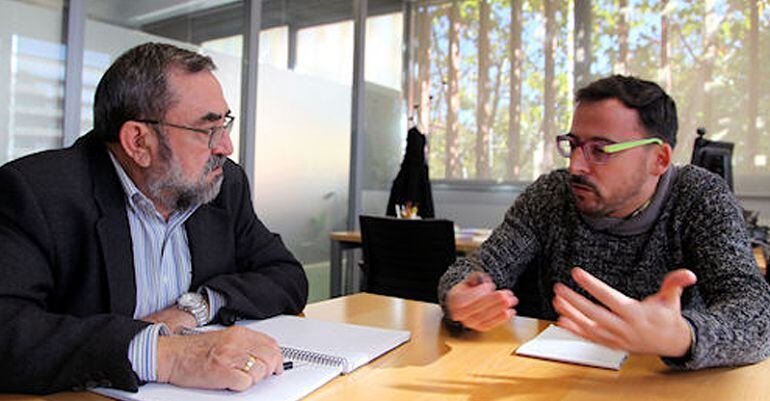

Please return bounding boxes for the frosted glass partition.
[296,21,354,86]
[362,12,406,193]
[253,65,351,265]
[0,0,65,164]
[362,82,405,191]
[81,18,243,161]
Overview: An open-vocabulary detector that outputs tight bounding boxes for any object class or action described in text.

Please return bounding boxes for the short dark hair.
[93,42,216,142]
[575,75,678,148]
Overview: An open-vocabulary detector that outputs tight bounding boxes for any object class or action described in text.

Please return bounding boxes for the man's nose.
[212,130,234,156]
[569,146,591,176]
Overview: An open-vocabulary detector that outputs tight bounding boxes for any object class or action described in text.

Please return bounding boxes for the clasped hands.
[446,268,697,358]
[141,306,284,391]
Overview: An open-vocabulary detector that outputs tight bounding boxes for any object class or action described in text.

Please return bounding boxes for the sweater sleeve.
[663,168,770,369]
[438,172,562,313]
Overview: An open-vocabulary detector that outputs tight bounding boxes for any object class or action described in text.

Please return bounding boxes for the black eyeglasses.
[137,115,235,149]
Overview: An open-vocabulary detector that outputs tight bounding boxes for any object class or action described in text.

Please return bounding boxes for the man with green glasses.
[439,75,770,370]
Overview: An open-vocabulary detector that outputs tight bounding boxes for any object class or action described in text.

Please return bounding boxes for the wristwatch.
[177,292,209,327]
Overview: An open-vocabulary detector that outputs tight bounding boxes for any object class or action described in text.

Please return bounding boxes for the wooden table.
[329,231,487,297]
[9,293,770,401]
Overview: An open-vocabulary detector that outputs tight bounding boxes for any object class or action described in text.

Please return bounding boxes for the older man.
[440,75,770,369]
[0,43,308,393]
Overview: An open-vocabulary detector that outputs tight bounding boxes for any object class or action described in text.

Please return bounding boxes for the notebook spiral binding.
[281,346,347,369]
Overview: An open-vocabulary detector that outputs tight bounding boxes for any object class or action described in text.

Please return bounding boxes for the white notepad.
[515,324,628,370]
[93,315,411,401]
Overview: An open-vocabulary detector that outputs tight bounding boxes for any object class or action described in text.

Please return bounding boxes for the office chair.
[691,127,734,191]
[359,215,456,303]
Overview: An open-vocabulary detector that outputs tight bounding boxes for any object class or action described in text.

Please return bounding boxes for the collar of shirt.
[107,150,200,225]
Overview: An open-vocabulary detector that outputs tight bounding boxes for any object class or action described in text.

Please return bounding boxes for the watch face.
[179,292,204,308]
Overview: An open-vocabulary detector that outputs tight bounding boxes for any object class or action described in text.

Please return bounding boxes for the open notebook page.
[93,363,341,401]
[515,324,628,370]
[241,315,411,373]
[93,315,410,401]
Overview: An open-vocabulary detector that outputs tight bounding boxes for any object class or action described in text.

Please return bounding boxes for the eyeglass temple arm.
[603,138,663,153]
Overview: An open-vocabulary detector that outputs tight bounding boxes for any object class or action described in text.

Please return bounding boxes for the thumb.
[465,271,493,288]
[658,269,697,305]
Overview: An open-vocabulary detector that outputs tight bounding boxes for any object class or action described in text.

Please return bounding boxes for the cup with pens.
[395,202,420,219]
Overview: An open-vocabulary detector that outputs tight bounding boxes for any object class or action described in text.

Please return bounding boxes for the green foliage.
[418,0,770,181]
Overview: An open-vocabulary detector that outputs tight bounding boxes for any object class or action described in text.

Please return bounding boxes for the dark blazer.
[0,132,308,394]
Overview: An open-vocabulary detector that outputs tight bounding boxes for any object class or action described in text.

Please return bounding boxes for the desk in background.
[330,230,768,298]
[8,293,770,401]
[329,229,490,298]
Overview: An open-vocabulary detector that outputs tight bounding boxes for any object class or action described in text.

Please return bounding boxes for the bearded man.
[0,43,307,394]
[439,75,770,370]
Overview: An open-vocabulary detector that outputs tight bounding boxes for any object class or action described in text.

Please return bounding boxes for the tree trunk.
[660,0,672,93]
[687,0,718,156]
[507,0,523,180]
[747,0,759,172]
[542,0,556,174]
[574,0,592,90]
[617,0,629,74]
[475,0,492,179]
[416,1,432,132]
[445,0,461,179]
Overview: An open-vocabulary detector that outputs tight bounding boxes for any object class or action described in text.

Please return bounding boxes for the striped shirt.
[108,152,226,381]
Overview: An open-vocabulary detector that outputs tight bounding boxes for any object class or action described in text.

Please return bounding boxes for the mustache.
[204,155,226,174]
[569,175,599,193]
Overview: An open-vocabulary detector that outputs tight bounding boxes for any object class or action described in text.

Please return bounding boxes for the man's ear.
[651,142,672,176]
[118,121,153,168]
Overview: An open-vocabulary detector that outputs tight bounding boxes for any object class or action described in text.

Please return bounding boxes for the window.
[411,0,770,189]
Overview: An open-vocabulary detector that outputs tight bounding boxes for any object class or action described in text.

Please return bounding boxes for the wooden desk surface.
[330,230,484,254]
[5,293,770,401]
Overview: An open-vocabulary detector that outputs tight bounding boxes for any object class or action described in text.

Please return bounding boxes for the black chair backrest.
[359,215,456,303]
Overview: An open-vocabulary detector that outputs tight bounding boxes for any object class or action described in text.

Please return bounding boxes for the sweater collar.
[580,166,677,236]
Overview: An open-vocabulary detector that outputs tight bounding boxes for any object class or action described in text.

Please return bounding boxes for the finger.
[248,357,270,382]
[453,290,517,322]
[571,267,635,315]
[450,285,507,320]
[448,281,497,312]
[557,316,625,351]
[247,347,283,377]
[554,297,627,349]
[657,269,697,305]
[553,285,631,341]
[226,370,255,392]
[472,308,516,331]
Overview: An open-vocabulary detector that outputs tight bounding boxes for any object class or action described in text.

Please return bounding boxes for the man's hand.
[142,305,197,334]
[157,326,284,392]
[445,271,518,331]
[552,267,697,357]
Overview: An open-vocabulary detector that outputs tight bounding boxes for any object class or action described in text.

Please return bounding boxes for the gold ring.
[241,355,257,373]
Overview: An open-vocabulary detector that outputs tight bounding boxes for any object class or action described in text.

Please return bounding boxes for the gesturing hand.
[157,326,284,391]
[446,271,518,331]
[552,267,697,357]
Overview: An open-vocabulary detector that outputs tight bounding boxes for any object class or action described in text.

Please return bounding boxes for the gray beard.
[147,136,226,212]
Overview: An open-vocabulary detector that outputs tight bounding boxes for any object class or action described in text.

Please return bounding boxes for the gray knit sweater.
[438,165,770,369]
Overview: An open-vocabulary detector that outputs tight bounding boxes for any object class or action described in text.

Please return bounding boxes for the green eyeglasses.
[556,134,663,164]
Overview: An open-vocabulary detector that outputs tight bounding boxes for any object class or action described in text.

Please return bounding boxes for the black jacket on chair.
[0,131,308,394]
[386,127,435,218]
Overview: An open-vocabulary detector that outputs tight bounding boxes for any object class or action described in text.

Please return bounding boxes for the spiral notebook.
[92,315,411,401]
